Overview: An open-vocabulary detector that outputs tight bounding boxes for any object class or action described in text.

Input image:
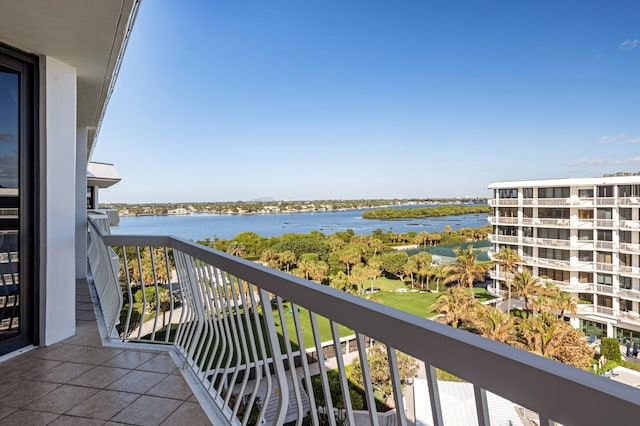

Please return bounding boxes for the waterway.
[111,206,490,241]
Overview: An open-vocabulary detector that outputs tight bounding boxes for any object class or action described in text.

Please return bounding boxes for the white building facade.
[488,174,640,343]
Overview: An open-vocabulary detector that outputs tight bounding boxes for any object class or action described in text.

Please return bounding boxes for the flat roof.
[488,174,640,189]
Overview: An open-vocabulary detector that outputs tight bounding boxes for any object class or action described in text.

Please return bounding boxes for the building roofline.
[488,174,640,189]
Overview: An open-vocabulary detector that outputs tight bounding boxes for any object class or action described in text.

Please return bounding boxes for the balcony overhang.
[0,0,140,156]
[87,161,121,189]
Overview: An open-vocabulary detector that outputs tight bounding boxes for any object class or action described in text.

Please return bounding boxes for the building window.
[578,230,593,241]
[579,272,593,283]
[597,252,612,264]
[578,209,594,220]
[581,319,605,337]
[597,208,612,220]
[538,268,569,282]
[578,251,593,262]
[539,248,569,261]
[498,207,518,217]
[538,187,569,198]
[578,188,594,198]
[522,246,533,257]
[620,276,632,290]
[538,208,569,219]
[537,228,570,240]
[523,207,533,218]
[597,274,613,286]
[597,230,612,241]
[619,253,632,267]
[498,188,518,198]
[597,186,614,197]
[620,231,632,243]
[522,188,533,198]
[620,208,633,220]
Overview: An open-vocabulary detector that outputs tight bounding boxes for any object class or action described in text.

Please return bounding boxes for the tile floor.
[0,281,212,425]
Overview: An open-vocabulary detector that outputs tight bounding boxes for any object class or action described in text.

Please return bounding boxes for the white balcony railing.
[86,219,640,425]
[488,198,518,207]
[488,234,519,244]
[619,265,640,278]
[619,242,640,253]
[488,216,519,225]
[620,220,640,230]
[619,197,640,206]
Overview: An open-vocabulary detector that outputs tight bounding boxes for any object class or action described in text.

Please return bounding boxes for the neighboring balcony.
[83,218,640,425]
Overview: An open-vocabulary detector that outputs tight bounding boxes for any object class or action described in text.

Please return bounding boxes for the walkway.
[0,280,211,425]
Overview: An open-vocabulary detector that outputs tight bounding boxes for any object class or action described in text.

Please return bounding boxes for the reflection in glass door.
[0,46,36,354]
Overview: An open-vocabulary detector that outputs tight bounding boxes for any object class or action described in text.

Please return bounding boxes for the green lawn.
[365,287,493,318]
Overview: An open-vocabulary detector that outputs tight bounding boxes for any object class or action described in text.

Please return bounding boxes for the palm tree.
[492,247,522,312]
[511,269,543,314]
[478,308,514,343]
[432,286,479,329]
[444,245,490,293]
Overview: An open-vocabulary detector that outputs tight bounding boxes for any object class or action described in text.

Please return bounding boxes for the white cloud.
[630,137,640,143]
[596,133,626,144]
[619,39,639,50]
[568,157,640,167]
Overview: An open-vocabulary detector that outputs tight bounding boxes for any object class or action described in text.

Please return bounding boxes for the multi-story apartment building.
[488,174,640,343]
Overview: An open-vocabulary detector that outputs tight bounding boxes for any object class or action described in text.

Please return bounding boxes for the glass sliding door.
[0,45,37,355]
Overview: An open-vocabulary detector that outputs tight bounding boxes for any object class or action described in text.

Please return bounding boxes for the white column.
[75,128,88,279]
[40,56,77,345]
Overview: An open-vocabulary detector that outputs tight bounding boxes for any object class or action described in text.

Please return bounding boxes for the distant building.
[488,174,640,342]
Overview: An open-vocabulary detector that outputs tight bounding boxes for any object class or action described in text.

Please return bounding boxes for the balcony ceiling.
[0,0,138,155]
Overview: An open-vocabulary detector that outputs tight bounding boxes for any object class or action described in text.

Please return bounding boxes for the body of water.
[111,206,490,241]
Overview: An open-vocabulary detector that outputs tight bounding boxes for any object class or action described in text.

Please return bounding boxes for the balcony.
[620,242,640,253]
[488,216,519,225]
[488,234,519,244]
[619,197,640,206]
[619,265,640,278]
[488,198,519,207]
[78,219,640,425]
[620,220,640,231]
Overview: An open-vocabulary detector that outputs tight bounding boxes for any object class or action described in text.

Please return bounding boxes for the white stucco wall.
[41,56,77,345]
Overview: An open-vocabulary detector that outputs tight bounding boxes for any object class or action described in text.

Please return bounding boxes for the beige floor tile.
[0,407,16,421]
[69,365,130,389]
[136,354,177,374]
[26,384,98,414]
[28,344,90,363]
[110,395,181,426]
[34,362,96,384]
[102,350,158,369]
[106,370,167,394]
[0,409,59,425]
[66,389,139,420]
[0,357,62,380]
[146,374,193,400]
[161,401,211,425]
[71,347,122,365]
[48,415,105,425]
[0,379,60,408]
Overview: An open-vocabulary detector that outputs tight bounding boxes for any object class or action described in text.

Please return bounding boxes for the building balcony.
[75,219,640,425]
[488,216,519,225]
[595,219,616,228]
[619,197,640,206]
[521,236,572,248]
[619,265,640,278]
[620,242,640,253]
[577,304,617,319]
[620,220,640,231]
[521,255,571,269]
[488,234,519,244]
[619,288,640,302]
[488,198,519,207]
[594,198,618,206]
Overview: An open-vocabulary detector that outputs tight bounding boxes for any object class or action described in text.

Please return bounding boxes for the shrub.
[600,337,621,362]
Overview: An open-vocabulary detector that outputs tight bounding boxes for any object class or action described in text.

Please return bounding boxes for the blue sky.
[94,1,640,203]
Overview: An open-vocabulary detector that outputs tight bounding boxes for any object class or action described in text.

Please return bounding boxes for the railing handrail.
[100,232,640,424]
